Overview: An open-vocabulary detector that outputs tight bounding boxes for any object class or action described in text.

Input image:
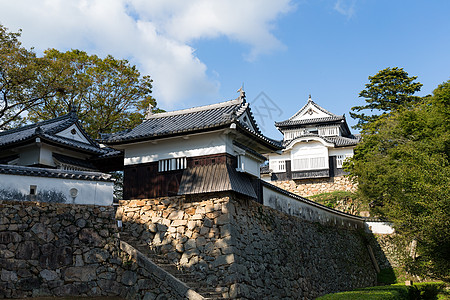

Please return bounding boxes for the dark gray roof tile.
[275,115,345,127]
[103,97,282,150]
[0,164,113,182]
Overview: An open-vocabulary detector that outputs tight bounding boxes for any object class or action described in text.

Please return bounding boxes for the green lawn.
[316,282,448,300]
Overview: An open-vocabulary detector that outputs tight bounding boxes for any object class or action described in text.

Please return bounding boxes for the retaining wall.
[118,192,377,299]
[268,175,356,197]
[0,200,200,299]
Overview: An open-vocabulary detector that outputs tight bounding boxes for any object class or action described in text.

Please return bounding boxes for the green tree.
[0,25,57,129]
[27,49,160,138]
[350,67,422,130]
[347,80,450,280]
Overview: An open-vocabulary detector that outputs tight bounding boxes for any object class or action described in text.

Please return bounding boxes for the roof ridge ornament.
[145,103,153,120]
[308,94,312,101]
[237,84,246,103]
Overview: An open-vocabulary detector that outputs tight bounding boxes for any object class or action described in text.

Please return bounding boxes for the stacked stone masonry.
[0,200,199,299]
[118,193,377,299]
[270,175,357,197]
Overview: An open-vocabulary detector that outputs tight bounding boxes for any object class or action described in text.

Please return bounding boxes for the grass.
[316,282,447,300]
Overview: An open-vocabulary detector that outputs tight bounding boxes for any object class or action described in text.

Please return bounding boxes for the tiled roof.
[0,164,114,182]
[325,135,360,147]
[0,112,115,156]
[277,98,338,124]
[102,97,282,150]
[52,153,97,170]
[233,141,268,161]
[275,115,345,127]
[283,133,360,148]
[178,164,257,198]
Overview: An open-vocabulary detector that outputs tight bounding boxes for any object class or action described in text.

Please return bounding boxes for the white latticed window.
[292,156,326,171]
[336,154,352,168]
[158,157,187,172]
[269,160,286,172]
[319,126,338,136]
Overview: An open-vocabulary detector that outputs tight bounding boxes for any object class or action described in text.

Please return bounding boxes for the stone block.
[171,220,187,227]
[16,241,39,260]
[215,214,229,225]
[84,248,110,263]
[1,269,17,282]
[0,231,22,244]
[212,254,235,267]
[39,269,58,281]
[191,214,203,220]
[121,270,137,286]
[168,210,184,220]
[78,228,103,247]
[64,266,96,282]
[31,223,55,242]
[184,239,196,251]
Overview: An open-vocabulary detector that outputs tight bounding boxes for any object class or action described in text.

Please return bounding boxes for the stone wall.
[118,192,377,299]
[0,200,202,299]
[269,175,357,197]
[117,194,234,297]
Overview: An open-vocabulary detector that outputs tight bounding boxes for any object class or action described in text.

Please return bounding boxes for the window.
[336,154,352,168]
[319,127,338,136]
[30,185,37,195]
[269,160,286,173]
[292,157,326,171]
[158,157,187,172]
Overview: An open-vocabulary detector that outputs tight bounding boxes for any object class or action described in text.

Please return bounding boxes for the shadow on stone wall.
[117,193,384,299]
[0,200,201,299]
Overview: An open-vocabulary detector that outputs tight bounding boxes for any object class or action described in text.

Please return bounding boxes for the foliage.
[0,25,58,129]
[347,80,450,280]
[350,67,422,130]
[316,282,446,300]
[309,191,367,215]
[377,268,397,285]
[26,49,161,138]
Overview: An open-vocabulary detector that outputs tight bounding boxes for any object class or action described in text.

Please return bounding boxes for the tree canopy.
[350,67,422,131]
[0,25,161,137]
[347,79,450,280]
[0,25,58,129]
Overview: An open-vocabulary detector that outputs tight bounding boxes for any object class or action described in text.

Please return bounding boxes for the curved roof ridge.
[0,112,73,137]
[288,98,337,121]
[147,97,243,119]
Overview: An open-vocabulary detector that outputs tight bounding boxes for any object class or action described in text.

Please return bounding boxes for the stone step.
[120,234,226,299]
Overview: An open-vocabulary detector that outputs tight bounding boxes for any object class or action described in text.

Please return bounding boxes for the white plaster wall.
[263,185,364,229]
[123,131,233,165]
[39,145,55,166]
[329,147,354,157]
[290,141,329,170]
[0,174,113,206]
[365,222,395,234]
[292,102,331,121]
[56,124,91,144]
[237,155,261,178]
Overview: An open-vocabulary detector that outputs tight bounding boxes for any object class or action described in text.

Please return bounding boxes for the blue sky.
[1,0,449,139]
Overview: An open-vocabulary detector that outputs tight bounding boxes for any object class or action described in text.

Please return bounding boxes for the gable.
[238,110,258,132]
[56,124,92,144]
[291,101,334,121]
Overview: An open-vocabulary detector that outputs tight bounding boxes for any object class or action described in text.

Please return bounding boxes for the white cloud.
[0,0,294,107]
[334,0,356,19]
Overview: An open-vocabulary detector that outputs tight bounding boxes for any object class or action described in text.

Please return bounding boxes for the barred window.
[292,156,326,171]
[158,157,187,172]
